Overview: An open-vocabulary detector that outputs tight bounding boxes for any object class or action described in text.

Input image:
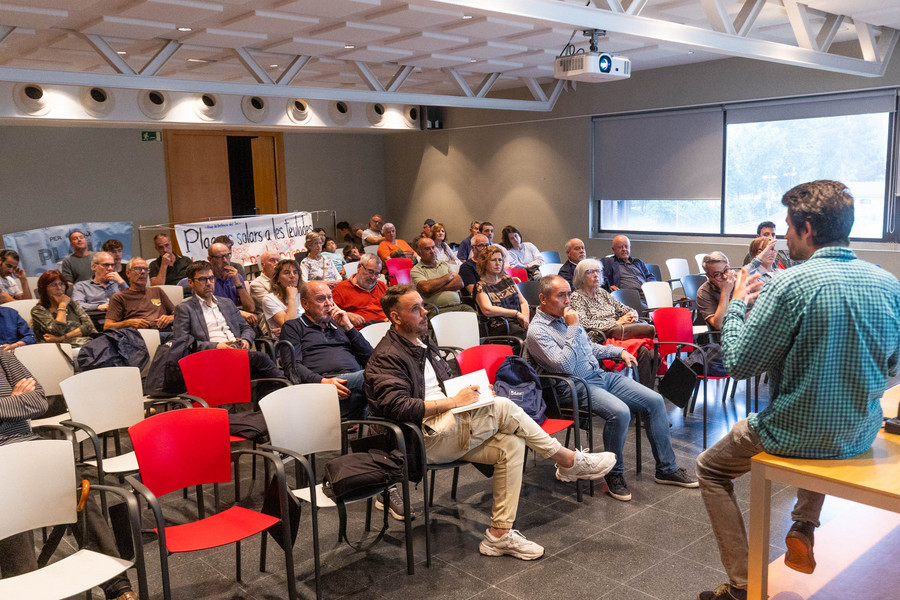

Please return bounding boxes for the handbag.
[323,448,404,501]
[657,357,698,409]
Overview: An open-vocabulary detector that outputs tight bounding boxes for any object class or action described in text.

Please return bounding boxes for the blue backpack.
[493,355,546,424]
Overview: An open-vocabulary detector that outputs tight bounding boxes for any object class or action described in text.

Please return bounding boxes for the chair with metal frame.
[540,250,561,264]
[610,288,648,320]
[645,263,663,282]
[538,263,563,278]
[127,407,296,600]
[385,257,413,285]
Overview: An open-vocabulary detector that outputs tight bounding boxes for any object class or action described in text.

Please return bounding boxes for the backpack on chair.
[493,355,547,424]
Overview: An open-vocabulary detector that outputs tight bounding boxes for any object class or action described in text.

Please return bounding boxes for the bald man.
[557,238,586,287]
[600,235,656,298]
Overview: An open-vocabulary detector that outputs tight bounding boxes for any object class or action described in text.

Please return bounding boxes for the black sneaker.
[374,485,415,521]
[698,584,746,600]
[784,520,815,574]
[604,472,631,501]
[654,467,699,488]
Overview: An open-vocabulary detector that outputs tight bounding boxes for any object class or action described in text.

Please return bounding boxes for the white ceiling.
[0,0,897,109]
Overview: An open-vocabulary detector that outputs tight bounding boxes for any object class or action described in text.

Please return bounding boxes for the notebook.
[443,369,495,414]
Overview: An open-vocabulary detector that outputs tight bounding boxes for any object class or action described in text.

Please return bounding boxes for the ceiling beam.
[353,61,386,92]
[429,0,894,77]
[475,72,500,98]
[234,47,274,84]
[0,25,14,45]
[275,55,310,86]
[82,33,135,75]
[140,40,180,76]
[816,13,844,53]
[445,68,475,97]
[386,65,414,92]
[734,0,766,37]
[701,0,735,35]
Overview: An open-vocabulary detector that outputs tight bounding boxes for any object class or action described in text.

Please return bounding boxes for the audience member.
[601,235,656,300]
[207,243,255,323]
[411,237,474,318]
[173,261,282,379]
[31,270,96,346]
[323,238,347,274]
[696,180,900,600]
[741,220,793,268]
[300,232,341,287]
[527,275,698,502]
[456,220,480,261]
[101,238,127,281]
[0,305,35,351]
[211,235,247,280]
[279,281,372,419]
[474,245,530,338]
[261,259,303,334]
[60,230,93,284]
[148,233,192,286]
[0,350,139,600]
[361,214,385,247]
[343,245,360,263]
[697,251,734,331]
[104,258,175,332]
[501,226,544,277]
[0,250,32,301]
[459,233,489,295]
[72,252,128,311]
[377,223,415,263]
[557,238,585,286]
[332,253,387,328]
[364,284,616,554]
[413,218,435,245]
[429,223,461,265]
[570,259,656,388]
[745,237,780,286]
[336,221,363,249]
[249,250,279,308]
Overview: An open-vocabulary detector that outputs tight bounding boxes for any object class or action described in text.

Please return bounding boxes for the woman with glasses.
[299,232,341,287]
[262,259,303,335]
[474,246,530,338]
[429,223,461,265]
[31,270,95,346]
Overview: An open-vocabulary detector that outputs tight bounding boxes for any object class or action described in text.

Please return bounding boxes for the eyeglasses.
[709,269,730,281]
[585,269,600,275]
[472,243,489,249]
[130,267,149,273]
[210,253,232,260]
[100,263,115,268]
[193,276,215,283]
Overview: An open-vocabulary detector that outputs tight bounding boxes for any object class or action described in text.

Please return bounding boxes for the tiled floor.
[66,373,895,600]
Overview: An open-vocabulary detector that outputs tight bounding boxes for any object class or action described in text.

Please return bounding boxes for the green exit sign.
[141,131,161,142]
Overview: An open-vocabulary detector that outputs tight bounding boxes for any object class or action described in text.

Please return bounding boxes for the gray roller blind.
[593,107,724,202]
[727,90,896,124]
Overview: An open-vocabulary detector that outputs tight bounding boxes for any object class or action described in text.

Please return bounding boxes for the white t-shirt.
[0,275,22,297]
[262,292,304,330]
[417,339,445,400]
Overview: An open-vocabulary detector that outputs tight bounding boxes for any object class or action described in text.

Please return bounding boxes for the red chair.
[394,268,412,285]
[127,408,296,600]
[385,257,413,284]
[504,267,528,283]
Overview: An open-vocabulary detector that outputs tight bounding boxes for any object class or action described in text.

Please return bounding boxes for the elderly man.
[72,252,129,311]
[249,250,279,308]
[377,223,415,263]
[173,261,282,378]
[696,251,734,332]
[696,182,900,600]
[104,257,175,332]
[60,230,93,284]
[361,214,385,247]
[601,235,656,296]
[332,253,388,328]
[456,220,481,261]
[148,233,192,286]
[207,243,255,325]
[279,281,372,419]
[411,237,474,318]
[365,284,616,556]
[458,233,490,295]
[0,250,31,301]
[557,238,586,287]
[527,275,698,502]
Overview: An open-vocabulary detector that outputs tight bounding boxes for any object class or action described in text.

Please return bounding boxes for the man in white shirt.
[249,250,279,308]
[0,250,31,302]
[361,214,385,247]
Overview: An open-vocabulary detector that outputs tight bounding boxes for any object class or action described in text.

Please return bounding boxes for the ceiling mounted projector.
[554,52,631,82]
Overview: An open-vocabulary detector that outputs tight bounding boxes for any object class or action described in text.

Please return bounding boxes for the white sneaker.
[555,449,617,482]
[479,529,544,560]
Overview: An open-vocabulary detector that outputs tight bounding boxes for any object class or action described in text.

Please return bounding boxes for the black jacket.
[364,327,453,425]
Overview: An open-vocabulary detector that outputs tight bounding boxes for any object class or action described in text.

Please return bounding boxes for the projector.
[554,52,631,82]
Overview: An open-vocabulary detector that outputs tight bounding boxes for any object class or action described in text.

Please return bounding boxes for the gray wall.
[383,54,900,277]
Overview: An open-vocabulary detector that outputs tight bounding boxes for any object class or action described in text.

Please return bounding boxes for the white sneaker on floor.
[555,449,617,482]
[479,529,544,560]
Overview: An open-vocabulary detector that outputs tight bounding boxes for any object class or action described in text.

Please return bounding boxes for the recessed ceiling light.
[116,51,126,55]
[470,58,477,62]
[688,50,694,54]
[461,15,473,20]
[187,58,208,63]
[269,64,278,68]
[344,43,355,49]
[177,27,192,32]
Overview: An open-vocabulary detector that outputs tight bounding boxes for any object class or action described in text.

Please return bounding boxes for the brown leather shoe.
[112,591,138,600]
[784,520,816,574]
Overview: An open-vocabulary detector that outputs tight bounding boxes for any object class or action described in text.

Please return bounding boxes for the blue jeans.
[336,369,368,420]
[583,371,678,475]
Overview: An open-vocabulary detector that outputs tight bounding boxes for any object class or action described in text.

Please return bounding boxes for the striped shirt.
[526,309,624,380]
[723,246,900,459]
[0,350,48,446]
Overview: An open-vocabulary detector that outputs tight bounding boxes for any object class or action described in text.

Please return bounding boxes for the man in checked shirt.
[696,180,900,600]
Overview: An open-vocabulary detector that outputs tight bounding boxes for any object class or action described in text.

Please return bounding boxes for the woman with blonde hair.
[474,245,530,338]
[429,223,461,264]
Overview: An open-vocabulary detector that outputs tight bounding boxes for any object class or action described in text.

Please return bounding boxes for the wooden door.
[163,131,232,224]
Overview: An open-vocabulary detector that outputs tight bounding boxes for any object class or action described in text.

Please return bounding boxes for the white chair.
[16,343,82,435]
[137,328,161,377]
[664,258,691,293]
[642,281,674,311]
[155,284,186,307]
[343,261,359,278]
[0,439,147,600]
[538,262,563,277]
[363,244,379,256]
[360,321,390,348]
[26,275,40,297]
[430,311,480,351]
[4,298,38,326]
[694,253,707,273]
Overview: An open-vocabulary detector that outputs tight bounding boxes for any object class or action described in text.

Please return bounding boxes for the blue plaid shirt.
[723,246,900,459]
[526,308,623,380]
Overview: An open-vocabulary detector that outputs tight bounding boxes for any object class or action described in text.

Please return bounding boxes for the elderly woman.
[500,226,544,277]
[300,231,341,287]
[31,270,95,346]
[262,259,303,334]
[376,222,415,263]
[570,259,656,388]
[746,236,780,285]
[474,245,530,338]
[429,223,461,264]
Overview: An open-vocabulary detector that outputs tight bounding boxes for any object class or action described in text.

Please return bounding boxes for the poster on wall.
[2,221,133,276]
[173,211,314,266]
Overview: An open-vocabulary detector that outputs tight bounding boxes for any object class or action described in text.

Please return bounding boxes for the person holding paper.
[364,284,616,560]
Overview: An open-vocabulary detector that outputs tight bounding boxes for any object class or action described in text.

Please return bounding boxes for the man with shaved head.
[600,235,656,296]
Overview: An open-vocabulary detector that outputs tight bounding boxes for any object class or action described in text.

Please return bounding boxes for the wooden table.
[747,389,900,600]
